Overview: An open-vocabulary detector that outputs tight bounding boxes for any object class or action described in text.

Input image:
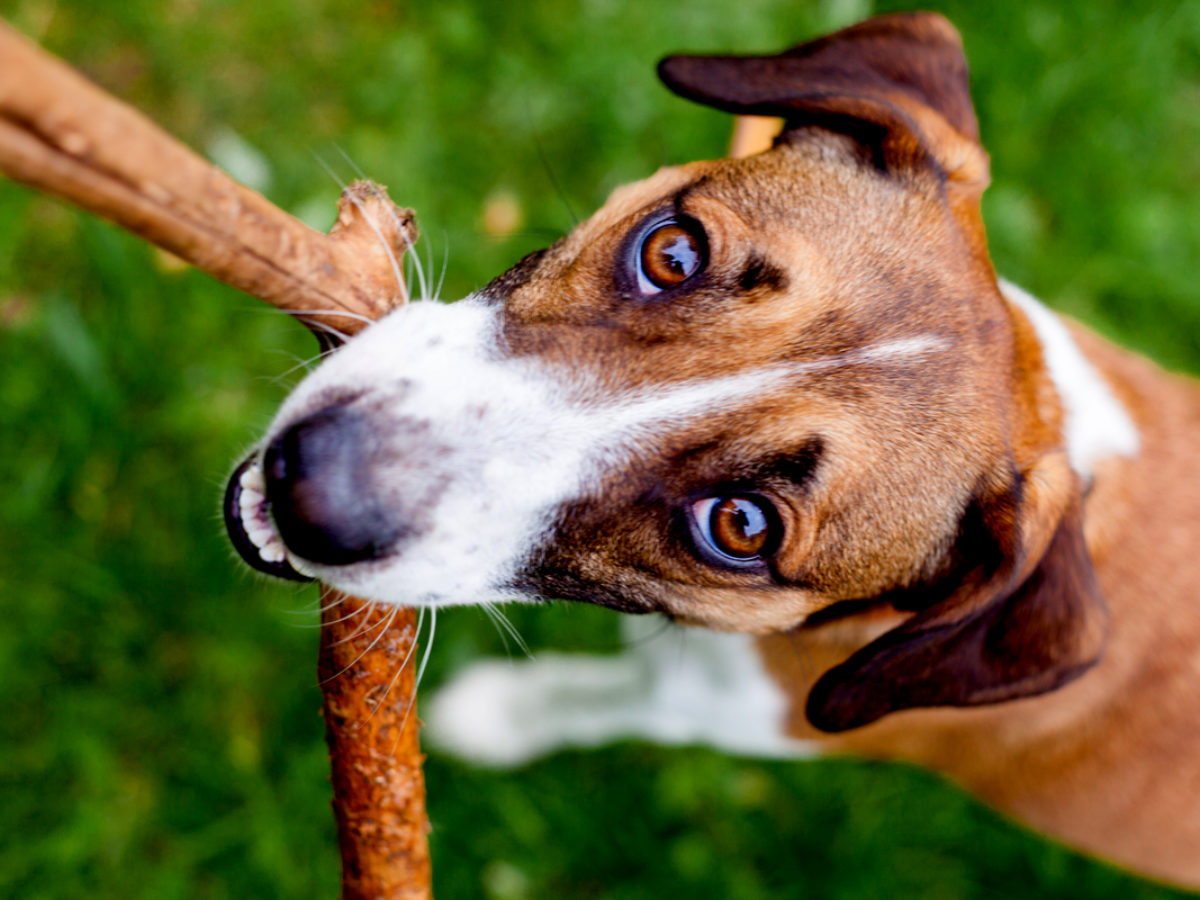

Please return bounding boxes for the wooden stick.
[320,593,431,899]
[0,19,414,337]
[0,19,432,899]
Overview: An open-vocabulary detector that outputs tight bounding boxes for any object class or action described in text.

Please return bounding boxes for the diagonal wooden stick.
[0,19,432,899]
[0,19,413,337]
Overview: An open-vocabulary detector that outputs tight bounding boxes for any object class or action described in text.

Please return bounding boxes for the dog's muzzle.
[224,405,405,582]
[220,296,603,604]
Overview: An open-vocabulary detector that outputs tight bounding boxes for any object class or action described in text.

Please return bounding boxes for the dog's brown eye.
[689,495,778,567]
[637,220,705,294]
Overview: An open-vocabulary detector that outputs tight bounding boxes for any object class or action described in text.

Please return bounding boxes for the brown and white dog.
[224,13,1200,888]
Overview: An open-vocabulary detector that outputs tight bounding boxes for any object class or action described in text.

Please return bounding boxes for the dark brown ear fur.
[806,485,1109,733]
[657,12,988,190]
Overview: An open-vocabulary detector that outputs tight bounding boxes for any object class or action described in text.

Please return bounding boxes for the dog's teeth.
[249,525,274,547]
[246,521,276,548]
[239,490,262,520]
[259,541,286,563]
[240,464,266,494]
[240,501,264,528]
[235,463,289,564]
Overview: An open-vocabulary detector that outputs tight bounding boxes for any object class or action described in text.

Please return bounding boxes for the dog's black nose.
[263,406,401,566]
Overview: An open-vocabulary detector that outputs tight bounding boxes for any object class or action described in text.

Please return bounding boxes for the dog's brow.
[669,177,710,213]
[738,254,789,292]
[580,334,951,446]
[745,438,825,490]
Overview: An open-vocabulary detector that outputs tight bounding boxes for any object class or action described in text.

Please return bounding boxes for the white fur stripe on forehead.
[999,279,1139,478]
[584,334,950,446]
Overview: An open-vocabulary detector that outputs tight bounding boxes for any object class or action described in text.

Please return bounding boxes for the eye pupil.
[640,222,704,290]
[689,494,779,568]
[710,497,770,558]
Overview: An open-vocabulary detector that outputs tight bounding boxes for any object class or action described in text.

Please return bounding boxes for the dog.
[223,13,1200,888]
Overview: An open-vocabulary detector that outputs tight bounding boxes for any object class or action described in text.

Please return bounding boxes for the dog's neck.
[997,280,1140,481]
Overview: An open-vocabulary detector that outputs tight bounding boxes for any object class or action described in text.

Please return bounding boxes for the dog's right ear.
[657,12,988,196]
[805,453,1109,733]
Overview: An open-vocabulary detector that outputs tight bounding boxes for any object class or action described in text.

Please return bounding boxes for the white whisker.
[312,151,410,304]
[434,232,450,302]
[302,318,352,344]
[384,609,436,748]
[483,602,533,659]
[331,600,390,648]
[481,604,513,658]
[286,308,377,328]
[305,602,379,630]
[320,603,398,685]
[269,349,338,385]
[366,606,425,726]
[396,212,429,303]
[343,187,410,305]
[333,143,369,181]
[424,237,436,299]
[416,607,437,692]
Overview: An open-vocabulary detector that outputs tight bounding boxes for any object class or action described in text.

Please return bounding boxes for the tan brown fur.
[506,127,1040,630]
[760,331,1200,885]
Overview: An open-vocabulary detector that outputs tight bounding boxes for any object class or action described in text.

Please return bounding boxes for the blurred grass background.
[2,0,1199,897]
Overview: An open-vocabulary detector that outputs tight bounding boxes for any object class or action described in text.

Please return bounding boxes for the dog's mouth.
[223,454,314,583]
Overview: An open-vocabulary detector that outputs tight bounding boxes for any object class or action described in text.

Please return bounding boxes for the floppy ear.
[806,453,1109,733]
[657,12,988,194]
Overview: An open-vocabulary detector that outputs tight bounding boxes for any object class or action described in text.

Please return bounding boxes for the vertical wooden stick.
[0,20,433,897]
[320,593,431,900]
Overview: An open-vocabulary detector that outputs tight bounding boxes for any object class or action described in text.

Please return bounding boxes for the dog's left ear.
[658,12,988,195]
[806,452,1109,732]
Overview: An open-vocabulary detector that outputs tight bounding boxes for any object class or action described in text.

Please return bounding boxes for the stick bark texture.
[0,19,431,899]
[320,593,431,900]
[0,20,414,336]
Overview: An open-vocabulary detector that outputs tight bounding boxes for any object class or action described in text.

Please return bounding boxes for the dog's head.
[225,13,1106,730]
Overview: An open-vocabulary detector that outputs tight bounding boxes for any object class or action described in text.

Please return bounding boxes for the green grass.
[2,0,1199,897]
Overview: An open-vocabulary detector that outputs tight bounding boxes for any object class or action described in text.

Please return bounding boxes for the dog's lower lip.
[224,455,314,583]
